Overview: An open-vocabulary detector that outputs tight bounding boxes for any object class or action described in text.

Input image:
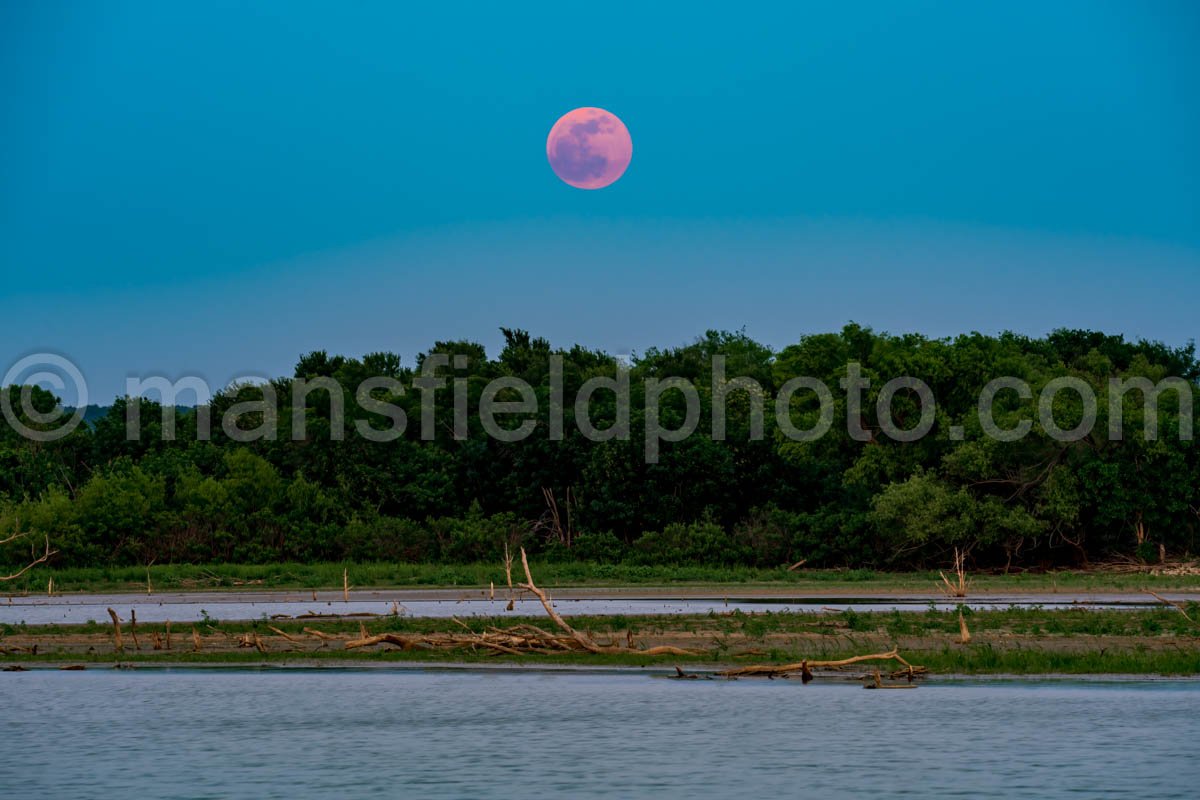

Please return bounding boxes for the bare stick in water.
[106,608,123,653]
[503,544,515,611]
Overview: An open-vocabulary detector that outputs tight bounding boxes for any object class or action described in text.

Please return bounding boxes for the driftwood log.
[267,625,301,643]
[303,627,336,641]
[863,668,918,689]
[717,648,924,678]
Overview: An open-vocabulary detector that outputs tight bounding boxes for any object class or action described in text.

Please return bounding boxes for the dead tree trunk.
[106,608,123,653]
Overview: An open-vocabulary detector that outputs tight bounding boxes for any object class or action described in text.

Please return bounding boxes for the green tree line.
[2,325,1197,570]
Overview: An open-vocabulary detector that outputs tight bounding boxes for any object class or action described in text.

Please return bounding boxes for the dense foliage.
[2,326,1197,570]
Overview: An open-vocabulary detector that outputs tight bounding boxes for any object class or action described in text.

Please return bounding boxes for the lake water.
[2,669,1196,798]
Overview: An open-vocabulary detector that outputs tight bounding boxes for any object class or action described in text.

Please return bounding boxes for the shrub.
[629,519,749,565]
[570,530,625,563]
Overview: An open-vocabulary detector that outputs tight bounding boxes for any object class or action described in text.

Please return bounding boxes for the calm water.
[2,669,1197,799]
[0,593,1168,625]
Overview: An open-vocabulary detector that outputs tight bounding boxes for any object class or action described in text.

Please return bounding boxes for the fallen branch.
[638,645,702,656]
[267,625,301,643]
[1147,590,1196,624]
[717,648,925,678]
[344,633,422,651]
[303,627,337,641]
[863,667,918,689]
[518,547,601,653]
[344,627,585,655]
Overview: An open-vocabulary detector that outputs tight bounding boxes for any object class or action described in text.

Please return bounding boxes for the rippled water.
[2,669,1196,798]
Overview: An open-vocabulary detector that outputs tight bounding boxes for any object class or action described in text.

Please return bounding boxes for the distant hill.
[69,405,111,426]
[65,405,196,427]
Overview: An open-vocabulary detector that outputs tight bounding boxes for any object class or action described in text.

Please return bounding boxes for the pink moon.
[546,107,632,190]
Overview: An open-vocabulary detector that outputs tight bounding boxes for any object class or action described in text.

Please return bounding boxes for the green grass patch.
[4,607,1198,640]
[6,641,1197,676]
[5,608,1198,675]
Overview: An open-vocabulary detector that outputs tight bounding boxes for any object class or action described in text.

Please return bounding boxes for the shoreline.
[5,659,1200,682]
[5,606,1197,676]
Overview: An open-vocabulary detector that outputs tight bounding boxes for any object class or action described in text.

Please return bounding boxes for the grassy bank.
[4,608,1197,675]
[4,561,1198,595]
[5,647,1197,677]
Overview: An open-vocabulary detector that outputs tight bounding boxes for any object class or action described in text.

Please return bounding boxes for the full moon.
[546,107,632,189]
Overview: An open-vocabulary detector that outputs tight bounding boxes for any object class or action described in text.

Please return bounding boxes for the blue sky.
[2,1,1198,403]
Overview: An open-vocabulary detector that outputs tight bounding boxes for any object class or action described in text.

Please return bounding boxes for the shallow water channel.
[1,589,1184,625]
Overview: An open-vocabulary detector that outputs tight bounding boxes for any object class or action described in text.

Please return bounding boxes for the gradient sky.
[2,1,1198,403]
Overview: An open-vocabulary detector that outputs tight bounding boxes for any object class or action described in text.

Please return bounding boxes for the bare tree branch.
[1,534,57,583]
